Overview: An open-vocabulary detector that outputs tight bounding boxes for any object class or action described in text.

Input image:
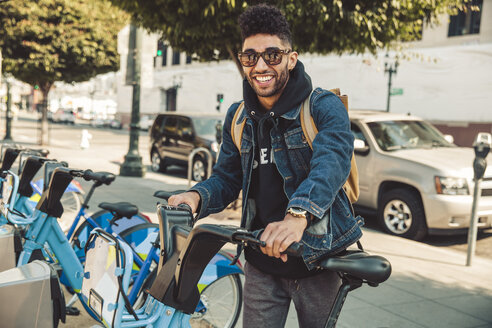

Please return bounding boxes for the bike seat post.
[325,275,363,328]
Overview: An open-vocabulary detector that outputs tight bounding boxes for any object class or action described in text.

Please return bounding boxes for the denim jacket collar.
[237,100,302,124]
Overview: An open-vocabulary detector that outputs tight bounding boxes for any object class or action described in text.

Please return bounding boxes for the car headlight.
[211,141,219,153]
[435,176,469,195]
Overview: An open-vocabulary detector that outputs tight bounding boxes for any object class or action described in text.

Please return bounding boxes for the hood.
[386,147,492,178]
[243,60,312,118]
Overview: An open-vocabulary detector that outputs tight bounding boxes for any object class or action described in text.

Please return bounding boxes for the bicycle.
[77,198,391,328]
[2,166,244,327]
[0,146,84,226]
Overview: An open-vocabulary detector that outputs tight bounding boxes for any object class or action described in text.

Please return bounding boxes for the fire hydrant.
[80,129,92,149]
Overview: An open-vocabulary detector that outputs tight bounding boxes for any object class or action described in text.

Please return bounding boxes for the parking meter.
[467,132,492,266]
[472,133,491,180]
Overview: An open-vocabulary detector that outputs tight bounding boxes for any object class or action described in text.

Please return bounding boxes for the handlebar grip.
[153,190,187,200]
[83,170,116,185]
[177,203,192,212]
[281,242,303,257]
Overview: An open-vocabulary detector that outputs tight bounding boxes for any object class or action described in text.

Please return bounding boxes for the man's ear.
[288,51,298,71]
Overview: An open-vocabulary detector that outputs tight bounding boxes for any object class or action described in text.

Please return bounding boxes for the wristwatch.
[287,207,307,220]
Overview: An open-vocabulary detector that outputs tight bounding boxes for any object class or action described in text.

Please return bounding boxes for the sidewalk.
[5,115,492,327]
[65,166,492,328]
[84,175,492,328]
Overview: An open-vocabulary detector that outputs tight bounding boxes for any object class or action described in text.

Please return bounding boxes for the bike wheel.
[58,191,83,233]
[70,210,151,262]
[190,273,242,328]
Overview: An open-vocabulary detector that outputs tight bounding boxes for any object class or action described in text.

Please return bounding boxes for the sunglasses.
[237,48,291,67]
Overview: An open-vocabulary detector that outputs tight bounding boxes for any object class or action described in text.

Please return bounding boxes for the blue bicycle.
[1,166,244,327]
[78,200,391,328]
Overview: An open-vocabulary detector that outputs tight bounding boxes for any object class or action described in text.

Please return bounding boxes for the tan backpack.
[230,88,359,203]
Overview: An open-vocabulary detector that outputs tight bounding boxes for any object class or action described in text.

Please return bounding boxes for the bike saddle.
[98,202,138,218]
[318,250,391,284]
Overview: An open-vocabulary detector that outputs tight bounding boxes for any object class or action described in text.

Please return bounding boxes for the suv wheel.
[192,157,207,182]
[151,150,166,173]
[378,188,427,241]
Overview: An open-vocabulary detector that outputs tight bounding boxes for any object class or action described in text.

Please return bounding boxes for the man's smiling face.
[242,34,297,99]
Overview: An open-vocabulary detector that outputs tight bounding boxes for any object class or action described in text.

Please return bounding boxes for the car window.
[367,120,453,151]
[351,123,367,143]
[178,117,193,137]
[163,116,178,136]
[152,115,164,133]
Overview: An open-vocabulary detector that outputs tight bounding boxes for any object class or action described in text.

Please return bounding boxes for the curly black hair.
[238,4,292,46]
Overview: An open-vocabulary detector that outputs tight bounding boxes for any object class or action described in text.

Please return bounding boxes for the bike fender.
[197,252,243,292]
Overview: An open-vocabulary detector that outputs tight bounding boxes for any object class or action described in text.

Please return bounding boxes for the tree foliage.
[0,0,128,91]
[0,0,128,144]
[109,0,468,70]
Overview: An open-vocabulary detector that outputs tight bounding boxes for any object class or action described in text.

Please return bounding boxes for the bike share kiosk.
[466,132,492,266]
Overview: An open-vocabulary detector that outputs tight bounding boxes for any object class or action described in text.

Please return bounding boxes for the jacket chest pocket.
[284,128,311,174]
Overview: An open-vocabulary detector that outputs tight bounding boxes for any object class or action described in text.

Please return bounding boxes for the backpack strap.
[300,89,349,148]
[300,88,359,204]
[300,91,316,149]
[231,102,245,151]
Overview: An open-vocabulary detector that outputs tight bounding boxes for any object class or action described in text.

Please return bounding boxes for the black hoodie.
[243,61,319,278]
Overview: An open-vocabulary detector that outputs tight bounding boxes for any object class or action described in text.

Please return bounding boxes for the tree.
[109,0,468,77]
[0,0,128,145]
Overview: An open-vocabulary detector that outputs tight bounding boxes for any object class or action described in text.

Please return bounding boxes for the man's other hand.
[168,191,201,214]
[260,214,307,262]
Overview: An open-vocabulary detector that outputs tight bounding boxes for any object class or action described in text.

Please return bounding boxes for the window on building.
[166,88,177,111]
[186,55,192,64]
[172,50,180,65]
[448,0,482,37]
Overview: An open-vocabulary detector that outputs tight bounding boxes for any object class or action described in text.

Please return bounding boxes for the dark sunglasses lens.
[240,52,258,67]
[264,50,283,65]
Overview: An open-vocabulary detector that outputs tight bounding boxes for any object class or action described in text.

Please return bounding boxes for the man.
[169,4,363,327]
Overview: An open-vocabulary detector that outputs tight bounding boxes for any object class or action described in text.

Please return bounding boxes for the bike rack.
[187,147,212,187]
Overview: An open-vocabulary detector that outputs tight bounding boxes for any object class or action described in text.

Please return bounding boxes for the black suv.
[149,113,223,181]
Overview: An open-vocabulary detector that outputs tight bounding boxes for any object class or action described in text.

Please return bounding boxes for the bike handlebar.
[67,169,116,185]
[153,190,186,200]
[82,170,116,185]
[233,229,304,257]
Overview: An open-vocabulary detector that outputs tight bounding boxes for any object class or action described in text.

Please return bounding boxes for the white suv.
[350,110,492,240]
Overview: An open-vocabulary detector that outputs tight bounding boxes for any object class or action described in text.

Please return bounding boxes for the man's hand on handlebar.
[168,191,201,214]
[260,213,307,262]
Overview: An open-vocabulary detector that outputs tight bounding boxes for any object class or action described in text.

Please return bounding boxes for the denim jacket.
[191,88,363,270]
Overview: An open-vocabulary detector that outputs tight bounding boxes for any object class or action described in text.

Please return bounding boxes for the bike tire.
[58,191,84,233]
[191,271,242,328]
[70,210,151,262]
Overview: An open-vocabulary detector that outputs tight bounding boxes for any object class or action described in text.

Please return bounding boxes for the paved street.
[2,111,492,327]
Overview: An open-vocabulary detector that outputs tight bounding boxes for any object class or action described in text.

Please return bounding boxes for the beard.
[247,64,290,98]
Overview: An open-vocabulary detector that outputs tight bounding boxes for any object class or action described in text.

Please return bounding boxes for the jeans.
[243,262,342,328]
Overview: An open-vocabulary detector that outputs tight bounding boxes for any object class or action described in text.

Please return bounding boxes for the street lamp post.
[4,77,12,141]
[120,24,145,177]
[384,57,398,112]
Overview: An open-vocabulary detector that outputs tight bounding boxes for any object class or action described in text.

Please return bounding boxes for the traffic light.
[157,40,165,57]
[216,94,224,111]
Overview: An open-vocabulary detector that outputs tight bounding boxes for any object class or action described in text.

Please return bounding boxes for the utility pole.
[120,24,145,177]
[384,56,398,112]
